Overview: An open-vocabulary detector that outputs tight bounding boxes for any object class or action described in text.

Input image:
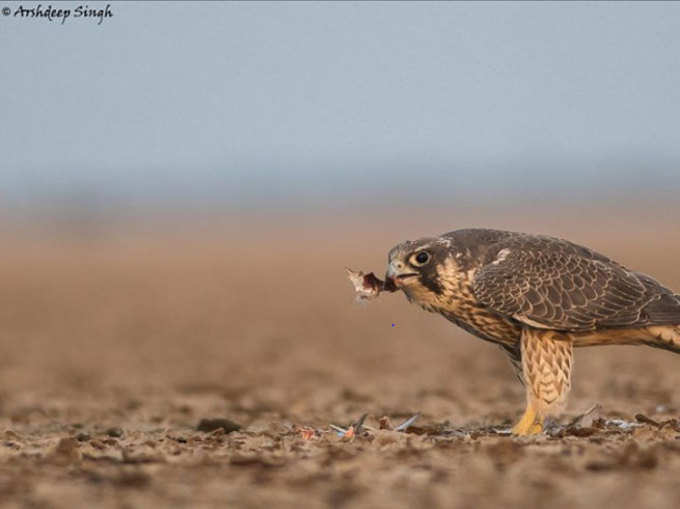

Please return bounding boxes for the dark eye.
[412,251,431,266]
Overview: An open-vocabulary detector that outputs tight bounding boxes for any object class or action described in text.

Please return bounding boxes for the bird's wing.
[472,241,679,331]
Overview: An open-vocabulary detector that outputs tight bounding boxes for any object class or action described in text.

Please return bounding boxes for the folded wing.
[472,238,680,331]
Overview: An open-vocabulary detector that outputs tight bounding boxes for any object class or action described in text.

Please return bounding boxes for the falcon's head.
[385,237,461,309]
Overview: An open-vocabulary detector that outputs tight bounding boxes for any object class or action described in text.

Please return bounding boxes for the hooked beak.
[385,260,418,288]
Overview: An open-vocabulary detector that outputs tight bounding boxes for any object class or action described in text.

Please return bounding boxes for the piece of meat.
[345,268,396,301]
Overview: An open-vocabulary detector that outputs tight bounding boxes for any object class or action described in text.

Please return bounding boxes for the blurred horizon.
[2,1,680,221]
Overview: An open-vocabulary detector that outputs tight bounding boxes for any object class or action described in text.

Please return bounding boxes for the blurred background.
[1,0,680,429]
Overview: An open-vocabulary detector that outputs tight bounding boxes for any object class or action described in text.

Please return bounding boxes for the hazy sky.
[2,1,680,208]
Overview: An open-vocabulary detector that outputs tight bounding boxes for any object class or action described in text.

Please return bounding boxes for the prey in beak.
[345,268,397,300]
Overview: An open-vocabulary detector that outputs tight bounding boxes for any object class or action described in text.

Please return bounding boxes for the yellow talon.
[512,403,544,435]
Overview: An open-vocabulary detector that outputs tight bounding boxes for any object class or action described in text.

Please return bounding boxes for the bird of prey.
[349,228,680,435]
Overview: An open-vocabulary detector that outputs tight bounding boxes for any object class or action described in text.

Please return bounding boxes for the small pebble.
[197,418,241,433]
[106,427,124,438]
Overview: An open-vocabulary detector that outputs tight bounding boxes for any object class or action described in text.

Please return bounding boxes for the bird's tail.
[645,324,680,354]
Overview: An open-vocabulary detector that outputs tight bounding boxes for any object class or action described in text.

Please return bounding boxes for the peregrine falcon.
[349,228,680,435]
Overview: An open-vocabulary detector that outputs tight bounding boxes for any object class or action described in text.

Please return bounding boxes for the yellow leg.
[511,401,543,435]
[511,328,573,436]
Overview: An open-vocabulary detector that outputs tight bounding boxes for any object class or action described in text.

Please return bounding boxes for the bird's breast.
[433,274,522,346]
[403,262,522,346]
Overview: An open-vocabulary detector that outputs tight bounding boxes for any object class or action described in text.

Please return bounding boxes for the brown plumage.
[382,228,680,434]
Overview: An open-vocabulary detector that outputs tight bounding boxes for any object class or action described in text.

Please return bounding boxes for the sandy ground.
[1,209,680,508]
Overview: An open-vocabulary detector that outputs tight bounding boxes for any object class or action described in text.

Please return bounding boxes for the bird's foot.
[512,421,543,435]
[511,405,544,435]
